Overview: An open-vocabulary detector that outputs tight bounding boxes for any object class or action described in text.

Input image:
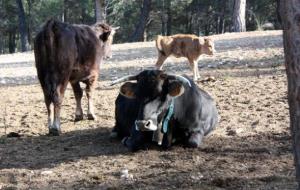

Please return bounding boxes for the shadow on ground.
[0,127,129,170]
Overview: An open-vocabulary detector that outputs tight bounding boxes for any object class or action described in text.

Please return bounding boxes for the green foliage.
[0,0,280,53]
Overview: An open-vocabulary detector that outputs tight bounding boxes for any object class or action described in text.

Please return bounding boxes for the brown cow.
[34,19,117,135]
[155,34,215,81]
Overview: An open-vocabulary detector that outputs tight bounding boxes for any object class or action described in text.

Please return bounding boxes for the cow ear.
[159,73,168,80]
[168,81,184,97]
[99,30,111,42]
[120,82,137,99]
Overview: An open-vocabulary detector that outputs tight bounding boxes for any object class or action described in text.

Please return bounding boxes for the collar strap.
[162,98,175,133]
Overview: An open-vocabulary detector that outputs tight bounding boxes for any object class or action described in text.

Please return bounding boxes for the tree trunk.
[129,0,152,42]
[275,0,282,29]
[16,0,29,52]
[280,0,300,188]
[0,36,2,54]
[232,0,246,32]
[8,30,16,54]
[217,1,226,34]
[95,0,106,23]
[166,0,171,35]
[160,0,166,35]
[81,1,88,24]
[26,0,32,47]
[62,0,68,22]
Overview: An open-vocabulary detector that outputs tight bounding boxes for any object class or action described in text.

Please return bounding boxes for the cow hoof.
[48,128,60,136]
[87,113,97,121]
[74,115,84,122]
[122,137,129,145]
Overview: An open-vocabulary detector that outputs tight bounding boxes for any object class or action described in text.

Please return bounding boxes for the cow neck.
[162,98,175,133]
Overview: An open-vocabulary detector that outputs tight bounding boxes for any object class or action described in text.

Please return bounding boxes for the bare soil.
[0,30,297,189]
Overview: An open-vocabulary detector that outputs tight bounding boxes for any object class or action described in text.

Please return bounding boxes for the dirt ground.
[0,30,297,189]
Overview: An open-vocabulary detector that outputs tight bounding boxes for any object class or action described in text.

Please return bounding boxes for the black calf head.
[114,70,189,131]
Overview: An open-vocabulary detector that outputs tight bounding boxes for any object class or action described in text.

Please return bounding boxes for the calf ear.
[168,81,184,97]
[120,82,137,99]
[204,37,212,44]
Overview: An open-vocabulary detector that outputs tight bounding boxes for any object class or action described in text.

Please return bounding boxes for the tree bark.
[232,0,246,32]
[280,0,300,188]
[129,0,152,42]
[95,0,106,23]
[16,0,29,52]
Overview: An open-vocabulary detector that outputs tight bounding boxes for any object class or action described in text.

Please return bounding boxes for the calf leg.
[71,82,83,121]
[155,54,168,70]
[195,61,201,79]
[85,76,97,120]
[188,58,198,81]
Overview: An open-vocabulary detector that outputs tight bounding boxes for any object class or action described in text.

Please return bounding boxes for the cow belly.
[70,69,97,83]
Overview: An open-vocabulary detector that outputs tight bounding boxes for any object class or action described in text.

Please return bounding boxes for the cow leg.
[71,82,83,121]
[44,98,54,130]
[155,54,168,70]
[85,77,97,120]
[188,59,198,81]
[49,83,68,136]
[187,131,204,148]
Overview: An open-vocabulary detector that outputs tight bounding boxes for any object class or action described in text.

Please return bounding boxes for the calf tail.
[34,19,59,104]
[156,35,166,56]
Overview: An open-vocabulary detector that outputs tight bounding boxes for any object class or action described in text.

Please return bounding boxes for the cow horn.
[110,75,137,86]
[167,74,192,87]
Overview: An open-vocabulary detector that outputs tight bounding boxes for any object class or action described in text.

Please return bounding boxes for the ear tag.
[162,98,175,133]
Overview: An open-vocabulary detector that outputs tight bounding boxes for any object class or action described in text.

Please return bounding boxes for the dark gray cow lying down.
[110,70,218,151]
[34,19,117,136]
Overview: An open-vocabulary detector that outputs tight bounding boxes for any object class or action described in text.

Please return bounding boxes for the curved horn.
[110,75,137,86]
[167,74,192,87]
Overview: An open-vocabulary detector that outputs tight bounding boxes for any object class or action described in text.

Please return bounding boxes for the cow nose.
[135,120,156,131]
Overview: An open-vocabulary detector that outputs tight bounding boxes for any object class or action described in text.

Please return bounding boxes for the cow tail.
[37,19,59,104]
[156,35,166,56]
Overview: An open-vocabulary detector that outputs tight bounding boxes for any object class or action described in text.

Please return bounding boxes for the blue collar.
[162,98,175,133]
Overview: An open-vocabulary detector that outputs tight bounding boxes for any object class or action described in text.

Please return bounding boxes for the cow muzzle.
[135,120,157,131]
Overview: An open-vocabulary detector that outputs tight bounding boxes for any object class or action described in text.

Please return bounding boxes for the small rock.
[120,169,133,180]
[41,170,54,175]
[251,120,259,127]
[190,173,204,180]
[226,128,237,136]
[121,169,128,176]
